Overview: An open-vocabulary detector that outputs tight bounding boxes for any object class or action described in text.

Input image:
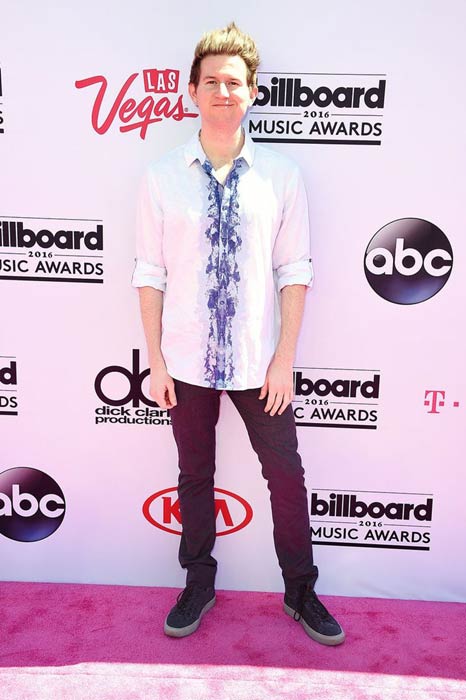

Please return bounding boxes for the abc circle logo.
[364,218,453,304]
[0,467,66,542]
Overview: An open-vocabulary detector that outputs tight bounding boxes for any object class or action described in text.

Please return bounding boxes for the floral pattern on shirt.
[202,160,242,389]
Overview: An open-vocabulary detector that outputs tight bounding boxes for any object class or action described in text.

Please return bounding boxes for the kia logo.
[143,487,253,536]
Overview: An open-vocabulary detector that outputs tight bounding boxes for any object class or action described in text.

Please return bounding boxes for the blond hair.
[189,22,260,88]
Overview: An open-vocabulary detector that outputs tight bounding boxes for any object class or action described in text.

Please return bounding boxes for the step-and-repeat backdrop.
[1,1,465,602]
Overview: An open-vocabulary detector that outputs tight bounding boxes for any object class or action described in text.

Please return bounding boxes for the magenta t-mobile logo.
[424,390,460,414]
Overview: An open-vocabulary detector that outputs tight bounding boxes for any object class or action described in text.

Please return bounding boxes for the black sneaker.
[284,583,345,646]
[164,584,216,637]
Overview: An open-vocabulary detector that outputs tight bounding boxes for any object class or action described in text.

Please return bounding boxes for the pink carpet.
[1,582,465,699]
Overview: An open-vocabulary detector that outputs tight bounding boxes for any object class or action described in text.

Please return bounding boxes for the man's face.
[189,54,258,128]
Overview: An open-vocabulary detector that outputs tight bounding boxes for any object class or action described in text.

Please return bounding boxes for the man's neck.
[199,125,245,171]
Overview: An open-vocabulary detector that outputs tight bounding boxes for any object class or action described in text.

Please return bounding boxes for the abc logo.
[364,218,453,304]
[0,467,66,542]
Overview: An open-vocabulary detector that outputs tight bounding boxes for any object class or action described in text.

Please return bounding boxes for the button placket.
[202,158,243,389]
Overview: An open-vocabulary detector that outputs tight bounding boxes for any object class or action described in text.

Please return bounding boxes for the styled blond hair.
[189,22,260,88]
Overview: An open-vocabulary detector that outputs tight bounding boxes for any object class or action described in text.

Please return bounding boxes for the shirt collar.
[184,128,255,168]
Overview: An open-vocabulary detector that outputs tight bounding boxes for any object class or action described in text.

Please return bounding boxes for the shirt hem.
[169,370,263,392]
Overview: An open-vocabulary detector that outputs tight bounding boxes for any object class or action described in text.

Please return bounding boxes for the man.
[132,23,344,646]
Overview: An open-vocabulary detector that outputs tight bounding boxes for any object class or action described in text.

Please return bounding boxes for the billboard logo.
[143,486,253,536]
[0,218,104,284]
[0,467,66,542]
[311,489,433,551]
[293,367,380,429]
[0,357,18,416]
[250,73,386,146]
[364,218,453,304]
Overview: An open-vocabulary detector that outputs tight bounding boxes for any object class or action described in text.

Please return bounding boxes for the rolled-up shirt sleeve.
[131,169,167,292]
[272,164,314,291]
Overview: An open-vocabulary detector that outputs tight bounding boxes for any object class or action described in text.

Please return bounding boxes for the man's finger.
[277,394,291,415]
[264,390,278,413]
[154,394,168,409]
[259,381,268,401]
[269,391,285,416]
[167,381,177,408]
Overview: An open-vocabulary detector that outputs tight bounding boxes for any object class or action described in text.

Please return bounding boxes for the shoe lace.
[294,584,331,622]
[175,584,205,615]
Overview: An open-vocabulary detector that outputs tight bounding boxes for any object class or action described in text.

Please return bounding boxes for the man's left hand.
[259,357,294,416]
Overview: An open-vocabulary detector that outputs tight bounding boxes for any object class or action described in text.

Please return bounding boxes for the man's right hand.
[137,287,176,407]
[150,365,177,409]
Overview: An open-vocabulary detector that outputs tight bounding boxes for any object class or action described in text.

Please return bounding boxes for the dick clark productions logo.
[364,218,453,304]
[94,349,170,425]
[0,467,66,542]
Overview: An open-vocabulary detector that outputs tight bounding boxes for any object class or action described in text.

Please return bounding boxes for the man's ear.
[249,85,258,105]
[188,83,198,105]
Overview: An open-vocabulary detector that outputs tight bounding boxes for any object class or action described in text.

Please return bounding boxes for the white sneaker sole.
[164,595,216,638]
[284,602,346,646]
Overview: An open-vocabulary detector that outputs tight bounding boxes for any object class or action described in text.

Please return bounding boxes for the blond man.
[133,23,344,645]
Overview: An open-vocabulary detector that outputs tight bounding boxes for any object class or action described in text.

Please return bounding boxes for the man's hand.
[138,287,176,408]
[259,356,293,416]
[259,284,306,416]
[150,364,177,409]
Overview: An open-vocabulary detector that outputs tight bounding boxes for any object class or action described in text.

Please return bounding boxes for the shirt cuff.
[131,259,167,292]
[275,259,314,292]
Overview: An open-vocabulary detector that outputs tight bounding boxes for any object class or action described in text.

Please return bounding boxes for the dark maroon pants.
[169,379,318,590]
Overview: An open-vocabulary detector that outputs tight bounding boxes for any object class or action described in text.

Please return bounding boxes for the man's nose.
[218,82,229,97]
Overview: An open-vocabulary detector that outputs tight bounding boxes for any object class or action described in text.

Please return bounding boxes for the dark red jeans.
[169,379,318,590]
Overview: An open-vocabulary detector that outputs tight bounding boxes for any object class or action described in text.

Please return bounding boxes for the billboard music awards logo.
[143,486,253,536]
[292,367,380,429]
[0,467,66,542]
[94,349,171,426]
[249,72,386,145]
[0,356,18,416]
[311,489,433,550]
[0,217,104,283]
[0,67,5,134]
[76,68,198,140]
[364,218,453,304]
